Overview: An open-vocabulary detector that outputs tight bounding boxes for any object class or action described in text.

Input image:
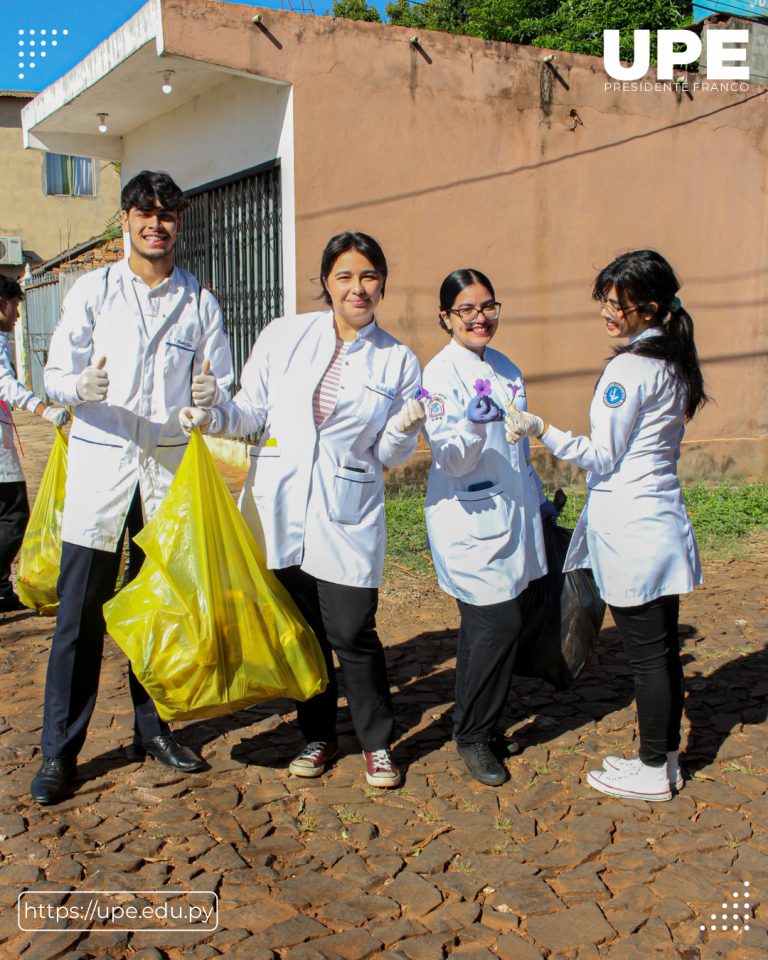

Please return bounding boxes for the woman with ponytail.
[506,250,708,802]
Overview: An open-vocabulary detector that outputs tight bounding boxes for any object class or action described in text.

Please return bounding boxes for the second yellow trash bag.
[17,426,68,616]
[104,430,327,722]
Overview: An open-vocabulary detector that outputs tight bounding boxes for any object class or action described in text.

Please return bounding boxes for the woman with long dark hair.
[421,268,552,786]
[179,232,425,787]
[507,249,708,802]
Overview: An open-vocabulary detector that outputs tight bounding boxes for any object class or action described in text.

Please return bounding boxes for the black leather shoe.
[0,594,25,614]
[457,741,507,787]
[137,735,206,772]
[31,756,77,804]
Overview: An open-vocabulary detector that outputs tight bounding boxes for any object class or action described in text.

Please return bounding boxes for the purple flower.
[508,383,521,400]
[474,379,492,398]
[415,387,432,401]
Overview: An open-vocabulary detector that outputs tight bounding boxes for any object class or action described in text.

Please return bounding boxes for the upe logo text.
[603,29,749,81]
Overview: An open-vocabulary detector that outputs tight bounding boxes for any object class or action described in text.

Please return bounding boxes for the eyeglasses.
[448,302,502,324]
[598,296,640,318]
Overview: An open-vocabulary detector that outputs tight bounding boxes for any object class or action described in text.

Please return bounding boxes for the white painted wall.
[121,74,297,313]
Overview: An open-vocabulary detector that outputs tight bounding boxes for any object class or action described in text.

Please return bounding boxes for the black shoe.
[0,594,25,614]
[136,735,206,773]
[457,741,507,787]
[31,756,77,804]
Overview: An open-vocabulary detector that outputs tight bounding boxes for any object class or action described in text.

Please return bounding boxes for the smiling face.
[121,202,180,263]
[441,283,499,356]
[600,283,657,340]
[0,297,19,335]
[323,249,384,336]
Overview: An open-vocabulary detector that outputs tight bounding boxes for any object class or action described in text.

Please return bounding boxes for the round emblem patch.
[603,382,626,408]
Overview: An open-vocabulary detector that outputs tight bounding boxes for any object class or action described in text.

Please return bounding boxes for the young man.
[35,171,234,804]
[0,276,69,612]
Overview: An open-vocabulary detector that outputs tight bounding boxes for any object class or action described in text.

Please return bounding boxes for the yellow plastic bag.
[104,430,327,722]
[17,427,68,616]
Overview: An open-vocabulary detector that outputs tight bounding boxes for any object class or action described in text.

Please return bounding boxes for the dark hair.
[121,170,190,214]
[438,268,495,335]
[0,276,23,303]
[318,232,388,306]
[593,250,709,422]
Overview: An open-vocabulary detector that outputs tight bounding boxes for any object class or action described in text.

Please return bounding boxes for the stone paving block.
[432,872,486,901]
[603,910,647,936]
[479,905,518,933]
[650,863,722,903]
[404,841,453,875]
[368,919,429,947]
[494,933,544,960]
[385,872,443,917]
[345,895,401,919]
[458,855,535,887]
[525,900,616,952]
[20,933,83,960]
[550,862,610,903]
[218,901,296,933]
[277,874,365,906]
[515,782,567,812]
[304,839,349,867]
[608,849,668,873]
[312,929,383,960]
[0,863,41,883]
[393,932,455,960]
[243,836,305,858]
[534,840,604,874]
[684,781,749,809]
[487,878,565,917]
[731,844,768,877]
[650,898,693,926]
[451,946,495,960]
[250,915,329,949]
[505,834,556,863]
[0,813,26,837]
[440,827,503,856]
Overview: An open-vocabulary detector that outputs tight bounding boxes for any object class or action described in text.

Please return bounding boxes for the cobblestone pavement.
[0,418,766,960]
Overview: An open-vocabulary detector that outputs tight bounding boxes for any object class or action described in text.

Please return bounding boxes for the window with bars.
[45,154,95,196]
[175,161,283,392]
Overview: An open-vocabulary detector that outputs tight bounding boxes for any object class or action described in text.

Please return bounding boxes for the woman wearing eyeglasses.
[420,269,552,787]
[506,250,707,802]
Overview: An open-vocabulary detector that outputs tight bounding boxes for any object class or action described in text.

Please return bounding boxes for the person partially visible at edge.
[0,275,69,613]
[179,231,426,788]
[33,170,235,805]
[420,268,556,787]
[507,249,707,803]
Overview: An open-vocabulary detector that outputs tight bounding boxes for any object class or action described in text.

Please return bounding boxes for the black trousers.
[274,566,394,752]
[610,594,683,768]
[0,481,29,601]
[454,596,522,744]
[40,486,169,759]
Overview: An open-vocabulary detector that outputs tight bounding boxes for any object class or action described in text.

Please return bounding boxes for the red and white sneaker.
[289,741,338,778]
[587,760,672,802]
[363,749,401,788]
[603,751,683,791]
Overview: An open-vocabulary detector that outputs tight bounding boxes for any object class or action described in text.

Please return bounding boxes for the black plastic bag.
[515,515,606,691]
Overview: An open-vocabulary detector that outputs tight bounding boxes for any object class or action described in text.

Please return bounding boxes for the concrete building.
[20,0,768,484]
[0,92,121,279]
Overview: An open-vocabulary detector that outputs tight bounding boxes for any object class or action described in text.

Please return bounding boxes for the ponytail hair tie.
[671,296,682,313]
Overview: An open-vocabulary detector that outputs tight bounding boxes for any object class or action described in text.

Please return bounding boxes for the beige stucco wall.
[153,2,768,481]
[0,96,121,274]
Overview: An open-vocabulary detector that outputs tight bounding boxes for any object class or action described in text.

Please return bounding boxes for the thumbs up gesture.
[76,355,109,402]
[191,358,218,408]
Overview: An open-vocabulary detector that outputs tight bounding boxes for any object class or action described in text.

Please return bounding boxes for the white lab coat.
[541,328,702,607]
[44,258,233,551]
[0,333,42,483]
[421,339,548,606]
[208,311,421,589]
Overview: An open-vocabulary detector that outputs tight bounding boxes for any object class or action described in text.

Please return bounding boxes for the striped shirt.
[313,338,349,426]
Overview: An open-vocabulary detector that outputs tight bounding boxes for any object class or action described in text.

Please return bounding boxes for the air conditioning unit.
[0,238,23,266]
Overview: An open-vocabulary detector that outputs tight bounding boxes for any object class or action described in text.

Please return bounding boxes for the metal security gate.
[175,160,283,389]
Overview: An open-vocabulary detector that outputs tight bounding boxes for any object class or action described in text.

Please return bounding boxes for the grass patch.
[384,481,768,576]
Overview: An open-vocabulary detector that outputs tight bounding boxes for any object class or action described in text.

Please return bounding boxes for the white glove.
[396,398,427,434]
[505,404,544,445]
[179,406,212,437]
[191,358,217,408]
[42,407,70,427]
[76,356,108,402]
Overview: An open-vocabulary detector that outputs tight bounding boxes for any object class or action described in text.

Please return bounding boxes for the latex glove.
[76,356,108,402]
[397,398,427,434]
[466,395,505,424]
[42,407,70,427]
[540,498,560,526]
[505,404,544,445]
[191,358,217,408]
[179,406,212,436]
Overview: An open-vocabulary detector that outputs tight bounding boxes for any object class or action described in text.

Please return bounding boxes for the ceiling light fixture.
[97,113,108,133]
[161,70,174,94]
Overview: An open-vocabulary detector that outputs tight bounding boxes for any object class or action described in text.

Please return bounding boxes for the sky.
[0,0,389,95]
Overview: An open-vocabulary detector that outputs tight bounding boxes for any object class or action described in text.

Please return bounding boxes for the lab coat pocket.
[330,466,377,525]
[68,434,124,493]
[353,383,394,429]
[455,483,510,541]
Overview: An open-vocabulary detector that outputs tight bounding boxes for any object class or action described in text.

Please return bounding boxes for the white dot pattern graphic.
[14,26,68,77]
[700,881,752,934]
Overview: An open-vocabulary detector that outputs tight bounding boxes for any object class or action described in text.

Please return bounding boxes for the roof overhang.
[21,0,285,162]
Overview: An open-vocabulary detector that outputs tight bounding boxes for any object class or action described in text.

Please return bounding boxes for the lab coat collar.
[629,326,664,346]
[447,336,491,368]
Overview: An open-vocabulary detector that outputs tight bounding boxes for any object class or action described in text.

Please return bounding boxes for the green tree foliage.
[333,0,382,21]
[385,0,693,63]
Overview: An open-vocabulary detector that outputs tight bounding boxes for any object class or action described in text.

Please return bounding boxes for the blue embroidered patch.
[603,382,626,408]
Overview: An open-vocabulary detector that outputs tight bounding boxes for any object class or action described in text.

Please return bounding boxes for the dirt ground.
[0,415,766,960]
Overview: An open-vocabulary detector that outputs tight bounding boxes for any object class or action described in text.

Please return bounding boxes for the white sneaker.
[587,760,672,802]
[603,751,683,791]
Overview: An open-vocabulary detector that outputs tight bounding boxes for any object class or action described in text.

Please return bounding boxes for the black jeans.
[454,596,522,744]
[610,594,683,768]
[40,486,169,759]
[274,566,394,752]
[0,481,29,601]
